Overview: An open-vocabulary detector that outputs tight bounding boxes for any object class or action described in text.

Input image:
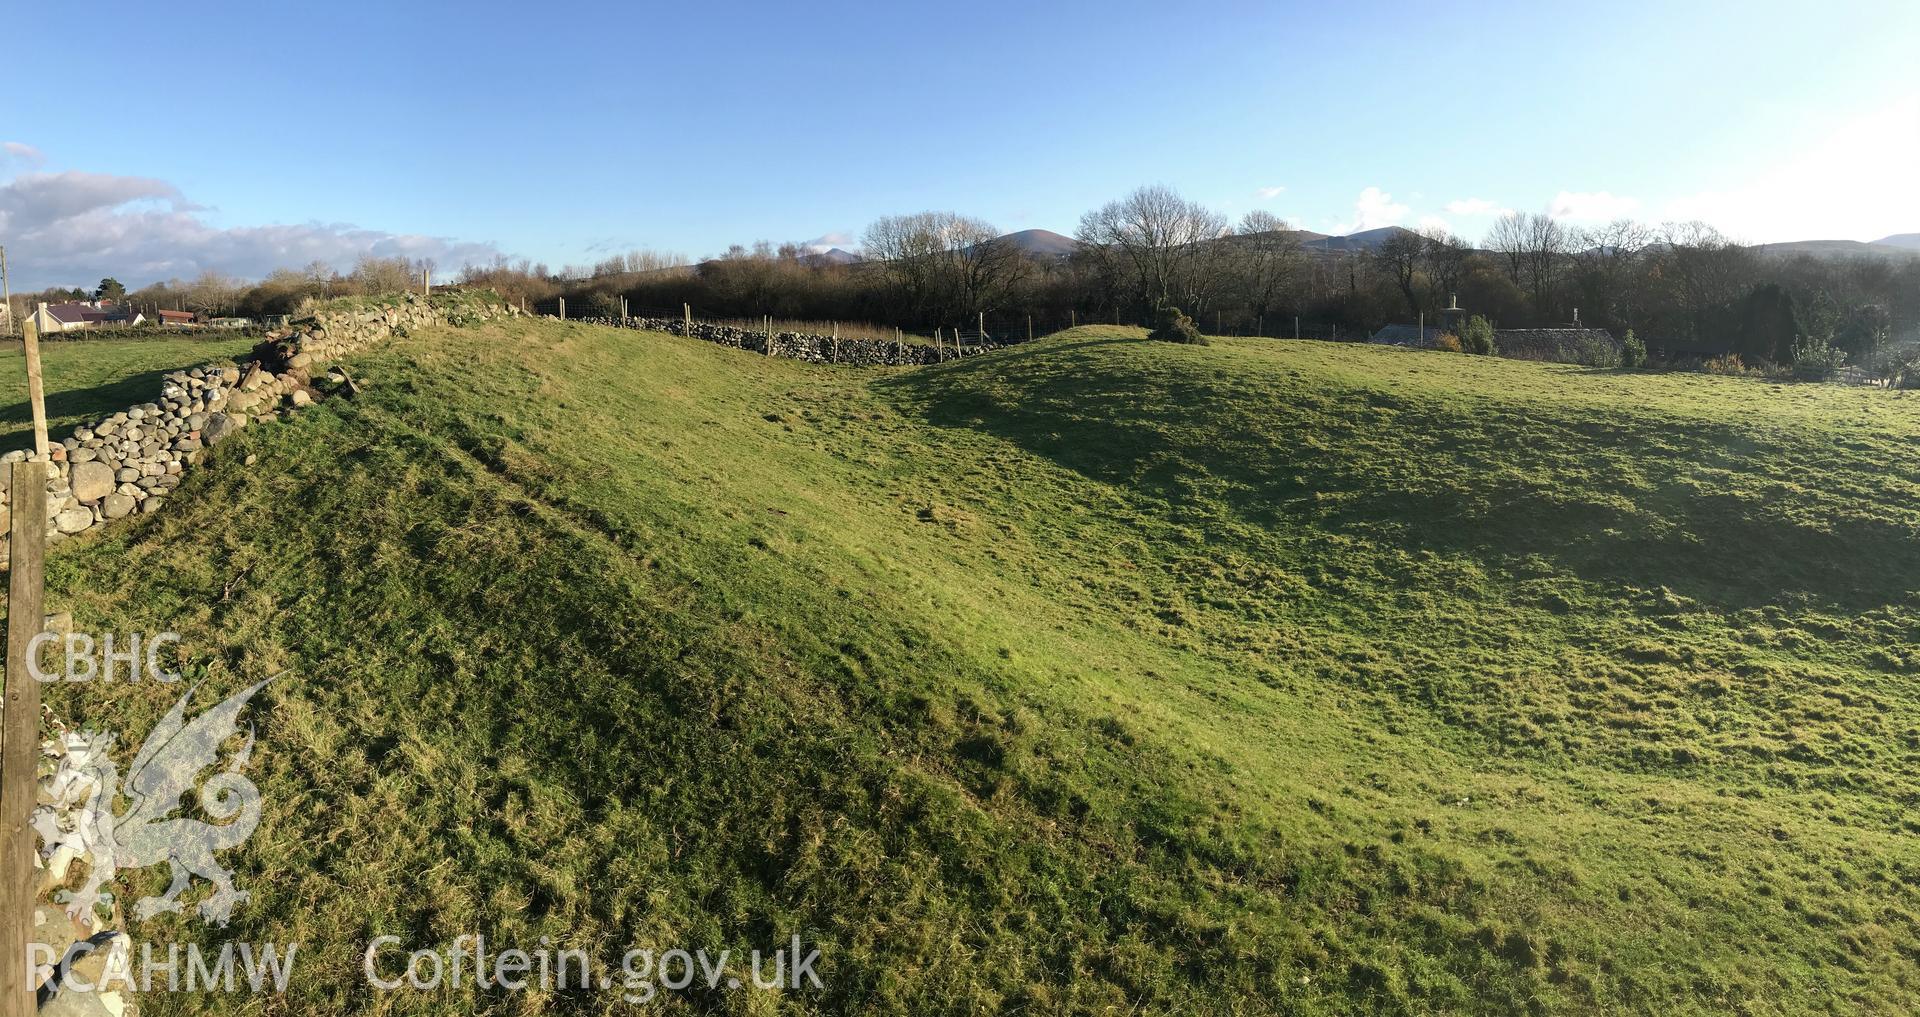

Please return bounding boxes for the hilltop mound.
[995,228,1080,257]
[35,320,1920,1015]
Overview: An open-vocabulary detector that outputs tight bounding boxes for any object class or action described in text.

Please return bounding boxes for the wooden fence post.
[1027,316,1033,343]
[683,303,692,334]
[0,458,46,1017]
[558,297,566,320]
[0,317,50,1016]
[20,321,46,460]
[978,311,985,343]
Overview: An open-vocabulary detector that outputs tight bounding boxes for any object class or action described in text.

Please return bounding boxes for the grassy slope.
[33,322,1920,1015]
[0,335,258,453]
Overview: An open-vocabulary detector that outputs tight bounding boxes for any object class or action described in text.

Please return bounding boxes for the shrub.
[1433,333,1463,353]
[1703,353,1750,376]
[1559,335,1621,368]
[1461,315,1497,356]
[1871,347,1920,388]
[1791,332,1848,381]
[1149,307,1207,345]
[1622,329,1647,368]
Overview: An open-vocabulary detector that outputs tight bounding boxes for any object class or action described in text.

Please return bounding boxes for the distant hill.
[1302,226,1417,253]
[802,247,863,266]
[1754,239,1919,261]
[997,229,1079,257]
[885,225,1920,265]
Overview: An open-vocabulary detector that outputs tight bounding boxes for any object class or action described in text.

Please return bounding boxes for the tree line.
[508,185,1915,369]
[6,256,443,325]
[16,185,1915,371]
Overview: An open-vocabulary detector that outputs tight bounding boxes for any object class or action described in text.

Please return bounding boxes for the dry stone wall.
[576,316,1010,366]
[0,293,521,559]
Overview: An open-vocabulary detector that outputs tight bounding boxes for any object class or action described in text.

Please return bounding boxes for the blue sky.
[5,0,1918,288]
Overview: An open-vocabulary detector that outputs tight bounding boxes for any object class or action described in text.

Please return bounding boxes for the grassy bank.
[28,322,1920,1014]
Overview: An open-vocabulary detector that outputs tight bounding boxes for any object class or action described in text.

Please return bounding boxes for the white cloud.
[1417,214,1452,234]
[1333,186,1409,234]
[1444,197,1511,216]
[1657,98,1920,243]
[0,163,500,290]
[2,142,44,167]
[1548,190,1641,222]
[1255,185,1286,201]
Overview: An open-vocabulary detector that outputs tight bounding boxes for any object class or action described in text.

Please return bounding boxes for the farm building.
[28,300,144,333]
[1369,295,1622,365]
[156,309,197,326]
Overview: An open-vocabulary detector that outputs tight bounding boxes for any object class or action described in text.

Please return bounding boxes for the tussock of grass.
[29,321,1920,1014]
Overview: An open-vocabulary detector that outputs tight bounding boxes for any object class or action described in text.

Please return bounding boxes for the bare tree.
[1654,221,1755,340]
[1521,214,1569,315]
[348,256,415,297]
[1485,212,1569,318]
[1076,185,1228,316]
[1372,228,1426,318]
[1570,219,1652,328]
[183,271,243,317]
[1485,212,1530,287]
[1420,229,1471,308]
[864,211,1018,326]
[1233,210,1305,328]
[864,213,945,322]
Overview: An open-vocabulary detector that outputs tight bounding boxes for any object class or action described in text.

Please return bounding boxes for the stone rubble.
[575,316,1010,366]
[32,727,135,1017]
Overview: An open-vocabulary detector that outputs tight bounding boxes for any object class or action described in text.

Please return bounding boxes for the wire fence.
[522,295,1351,349]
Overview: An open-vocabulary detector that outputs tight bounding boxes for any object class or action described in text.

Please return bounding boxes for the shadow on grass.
[0,366,185,453]
[879,339,1920,614]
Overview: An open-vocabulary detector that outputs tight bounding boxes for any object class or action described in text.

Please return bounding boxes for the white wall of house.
[28,303,71,333]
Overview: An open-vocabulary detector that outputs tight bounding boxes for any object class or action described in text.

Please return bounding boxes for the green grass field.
[0,334,257,452]
[27,319,1920,1014]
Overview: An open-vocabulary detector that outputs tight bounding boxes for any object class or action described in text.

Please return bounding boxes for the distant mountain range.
[1752,236,1920,260]
[803,227,1920,264]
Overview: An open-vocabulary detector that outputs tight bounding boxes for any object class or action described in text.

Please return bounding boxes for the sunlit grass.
[0,334,256,452]
[27,321,1920,1015]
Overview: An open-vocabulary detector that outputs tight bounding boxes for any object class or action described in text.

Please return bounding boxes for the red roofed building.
[28,301,144,333]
